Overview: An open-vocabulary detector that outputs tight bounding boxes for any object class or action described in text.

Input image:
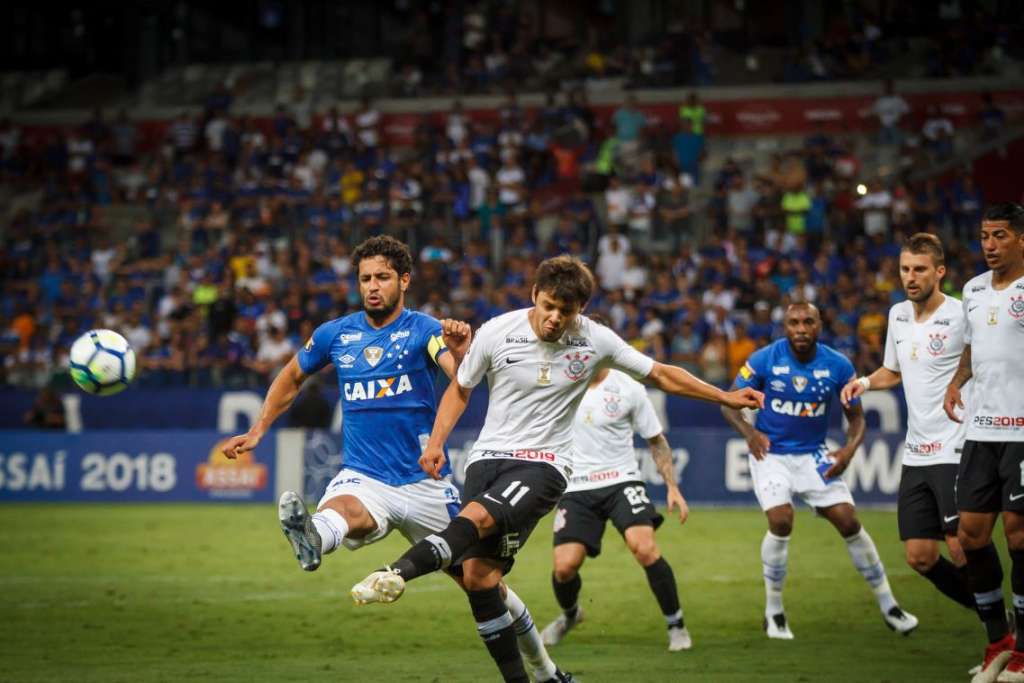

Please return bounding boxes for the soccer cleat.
[537,670,576,683]
[763,613,794,640]
[668,625,693,651]
[997,651,1024,682]
[972,634,1015,683]
[541,608,585,646]
[351,567,406,605]
[278,490,321,572]
[882,606,918,635]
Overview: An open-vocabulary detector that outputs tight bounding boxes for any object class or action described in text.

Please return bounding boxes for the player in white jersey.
[841,233,973,611]
[540,318,692,652]
[220,236,567,683]
[351,255,763,683]
[941,203,1024,683]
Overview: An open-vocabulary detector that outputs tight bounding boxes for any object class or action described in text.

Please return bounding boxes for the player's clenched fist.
[419,444,447,480]
[221,431,262,459]
[723,387,765,410]
[440,318,472,356]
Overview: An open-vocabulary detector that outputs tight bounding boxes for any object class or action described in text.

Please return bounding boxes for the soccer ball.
[68,329,136,396]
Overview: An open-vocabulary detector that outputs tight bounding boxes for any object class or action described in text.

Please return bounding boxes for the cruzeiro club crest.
[792,375,808,392]
[927,332,947,356]
[363,346,384,367]
[563,351,591,381]
[1010,295,1024,320]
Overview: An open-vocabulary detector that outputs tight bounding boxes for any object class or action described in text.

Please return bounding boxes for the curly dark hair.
[534,254,594,307]
[351,235,413,275]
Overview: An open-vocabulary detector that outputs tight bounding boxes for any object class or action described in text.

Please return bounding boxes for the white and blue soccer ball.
[68,329,136,396]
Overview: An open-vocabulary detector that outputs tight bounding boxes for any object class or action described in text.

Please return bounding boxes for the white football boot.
[882,606,919,635]
[764,613,795,640]
[541,608,585,646]
[351,568,406,605]
[278,491,321,571]
[668,626,693,651]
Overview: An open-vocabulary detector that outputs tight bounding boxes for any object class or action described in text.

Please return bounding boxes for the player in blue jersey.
[721,302,918,639]
[220,236,569,683]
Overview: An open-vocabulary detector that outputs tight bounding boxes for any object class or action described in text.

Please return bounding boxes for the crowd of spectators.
[0,82,1013,396]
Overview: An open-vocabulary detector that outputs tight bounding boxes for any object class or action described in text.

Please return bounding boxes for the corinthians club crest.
[363,346,384,367]
[1010,295,1024,320]
[927,332,947,356]
[563,351,591,381]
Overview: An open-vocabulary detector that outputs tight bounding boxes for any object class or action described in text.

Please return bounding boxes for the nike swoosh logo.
[1010,493,1024,502]
[483,493,503,505]
[506,357,522,364]
[969,305,980,312]
[943,515,959,523]
[895,339,905,345]
[631,506,645,514]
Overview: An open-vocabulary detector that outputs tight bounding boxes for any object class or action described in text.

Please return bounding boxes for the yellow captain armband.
[427,334,447,364]
[739,363,754,380]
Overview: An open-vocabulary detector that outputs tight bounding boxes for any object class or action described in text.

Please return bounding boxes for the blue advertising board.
[0,431,274,502]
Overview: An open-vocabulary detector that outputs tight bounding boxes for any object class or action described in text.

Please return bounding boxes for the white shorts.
[749,451,855,511]
[317,468,462,550]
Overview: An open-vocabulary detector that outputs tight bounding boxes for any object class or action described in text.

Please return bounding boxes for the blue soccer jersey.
[297,308,450,486]
[733,339,858,454]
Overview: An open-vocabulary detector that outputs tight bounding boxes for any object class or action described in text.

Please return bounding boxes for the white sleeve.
[456,322,494,389]
[593,323,656,379]
[962,295,972,345]
[882,309,900,372]
[630,383,664,440]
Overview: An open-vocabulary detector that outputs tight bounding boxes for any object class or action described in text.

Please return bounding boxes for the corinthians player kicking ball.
[841,233,974,612]
[352,255,762,683]
[541,315,693,653]
[941,203,1024,683]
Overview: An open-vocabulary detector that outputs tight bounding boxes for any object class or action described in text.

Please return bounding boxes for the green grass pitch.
[0,504,990,682]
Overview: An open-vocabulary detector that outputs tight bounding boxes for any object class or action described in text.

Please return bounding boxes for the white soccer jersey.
[457,309,656,478]
[568,370,663,492]
[882,295,967,466]
[962,271,1024,441]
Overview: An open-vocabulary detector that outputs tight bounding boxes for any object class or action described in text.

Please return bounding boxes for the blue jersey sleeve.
[297,322,335,375]
[734,347,767,391]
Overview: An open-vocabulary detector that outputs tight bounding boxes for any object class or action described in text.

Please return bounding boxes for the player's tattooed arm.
[943,344,972,423]
[825,399,865,478]
[648,433,689,524]
[222,356,308,459]
[720,383,771,460]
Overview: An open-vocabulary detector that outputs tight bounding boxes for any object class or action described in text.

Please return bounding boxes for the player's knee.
[631,542,661,567]
[905,546,939,574]
[837,520,861,538]
[462,569,502,592]
[768,518,793,537]
[553,562,579,583]
[1005,529,1024,552]
[958,524,990,551]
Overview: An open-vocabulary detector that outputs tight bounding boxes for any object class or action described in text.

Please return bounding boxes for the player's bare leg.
[818,503,918,634]
[278,492,376,571]
[543,543,587,646]
[904,537,973,608]
[623,525,691,651]
[960,510,1013,682]
[762,504,794,639]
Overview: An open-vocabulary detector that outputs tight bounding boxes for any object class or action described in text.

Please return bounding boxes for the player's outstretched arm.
[420,380,473,479]
[221,356,308,459]
[943,344,972,423]
[648,433,689,524]
[824,399,866,479]
[646,361,764,409]
[719,382,771,460]
[840,367,901,406]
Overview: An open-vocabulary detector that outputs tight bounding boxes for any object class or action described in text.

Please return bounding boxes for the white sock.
[504,585,558,681]
[762,531,789,617]
[311,508,348,554]
[844,528,898,614]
